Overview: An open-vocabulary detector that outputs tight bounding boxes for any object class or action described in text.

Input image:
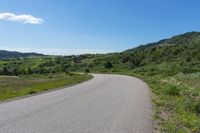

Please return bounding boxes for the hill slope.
[0,50,44,59]
[1,31,200,76]
[76,31,200,76]
[126,31,200,51]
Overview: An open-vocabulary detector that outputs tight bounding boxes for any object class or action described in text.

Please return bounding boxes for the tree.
[104,61,113,69]
[2,67,8,75]
[13,68,19,76]
[27,67,32,74]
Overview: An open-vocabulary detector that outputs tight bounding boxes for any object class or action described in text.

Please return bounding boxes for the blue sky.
[0,0,200,55]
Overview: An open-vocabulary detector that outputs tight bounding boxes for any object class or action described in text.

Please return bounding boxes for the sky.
[0,0,200,55]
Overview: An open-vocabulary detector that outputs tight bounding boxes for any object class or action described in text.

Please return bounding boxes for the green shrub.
[85,69,90,73]
[166,84,180,96]
[48,76,53,79]
[68,72,75,76]
[65,70,69,75]
[104,61,113,69]
[28,90,37,94]
[194,101,200,115]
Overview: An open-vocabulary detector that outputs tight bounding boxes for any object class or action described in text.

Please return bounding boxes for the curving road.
[0,74,152,133]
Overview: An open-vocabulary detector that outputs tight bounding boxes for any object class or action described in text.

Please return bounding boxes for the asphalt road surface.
[0,74,152,133]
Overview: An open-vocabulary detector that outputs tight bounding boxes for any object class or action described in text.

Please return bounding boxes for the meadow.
[0,73,92,101]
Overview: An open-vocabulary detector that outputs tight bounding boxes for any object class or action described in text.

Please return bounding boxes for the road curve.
[0,74,152,133]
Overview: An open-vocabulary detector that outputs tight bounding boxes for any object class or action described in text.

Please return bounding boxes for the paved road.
[0,74,152,133]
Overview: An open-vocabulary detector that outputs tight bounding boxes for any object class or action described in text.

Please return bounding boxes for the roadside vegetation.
[145,74,200,133]
[0,31,200,132]
[0,73,92,101]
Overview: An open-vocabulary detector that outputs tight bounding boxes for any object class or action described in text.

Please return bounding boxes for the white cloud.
[0,12,43,24]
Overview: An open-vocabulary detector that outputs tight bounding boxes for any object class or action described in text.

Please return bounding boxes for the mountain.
[0,50,44,59]
[125,31,200,52]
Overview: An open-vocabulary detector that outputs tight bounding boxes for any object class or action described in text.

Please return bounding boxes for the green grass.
[0,73,92,101]
[143,74,200,133]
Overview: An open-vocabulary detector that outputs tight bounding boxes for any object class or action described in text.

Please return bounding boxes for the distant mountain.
[125,31,200,52]
[0,50,44,59]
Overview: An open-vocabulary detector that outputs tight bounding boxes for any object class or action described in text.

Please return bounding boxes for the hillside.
[0,50,44,59]
[1,31,200,76]
[126,31,200,51]
[118,31,200,75]
[77,31,200,76]
[0,31,200,76]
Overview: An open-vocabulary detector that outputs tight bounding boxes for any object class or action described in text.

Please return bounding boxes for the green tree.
[104,61,113,69]
[2,67,9,75]
[13,68,19,76]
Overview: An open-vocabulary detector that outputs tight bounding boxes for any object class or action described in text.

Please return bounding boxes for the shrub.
[166,84,180,96]
[194,101,200,115]
[48,76,53,79]
[65,70,69,75]
[85,69,90,73]
[104,61,113,69]
[68,72,75,76]
[28,90,37,94]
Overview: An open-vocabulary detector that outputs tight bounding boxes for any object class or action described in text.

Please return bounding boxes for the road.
[0,74,152,133]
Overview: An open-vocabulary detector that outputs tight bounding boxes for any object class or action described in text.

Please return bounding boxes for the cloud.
[0,12,43,24]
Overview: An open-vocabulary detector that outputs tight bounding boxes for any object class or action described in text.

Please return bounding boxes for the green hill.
[0,50,44,59]
[126,31,200,51]
[77,31,200,76]
[1,31,200,76]
[119,31,200,75]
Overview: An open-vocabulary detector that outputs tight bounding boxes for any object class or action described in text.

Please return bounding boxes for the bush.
[85,69,90,73]
[28,90,37,94]
[104,61,113,69]
[68,72,75,76]
[194,101,200,115]
[48,76,53,79]
[65,70,69,75]
[166,84,180,96]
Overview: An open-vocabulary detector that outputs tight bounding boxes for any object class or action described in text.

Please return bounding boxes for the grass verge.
[0,73,92,101]
[143,74,200,133]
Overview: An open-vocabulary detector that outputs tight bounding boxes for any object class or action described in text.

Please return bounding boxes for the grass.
[143,74,200,133]
[0,73,92,101]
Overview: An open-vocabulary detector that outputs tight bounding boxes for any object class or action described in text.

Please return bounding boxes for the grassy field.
[141,73,200,133]
[0,73,92,101]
